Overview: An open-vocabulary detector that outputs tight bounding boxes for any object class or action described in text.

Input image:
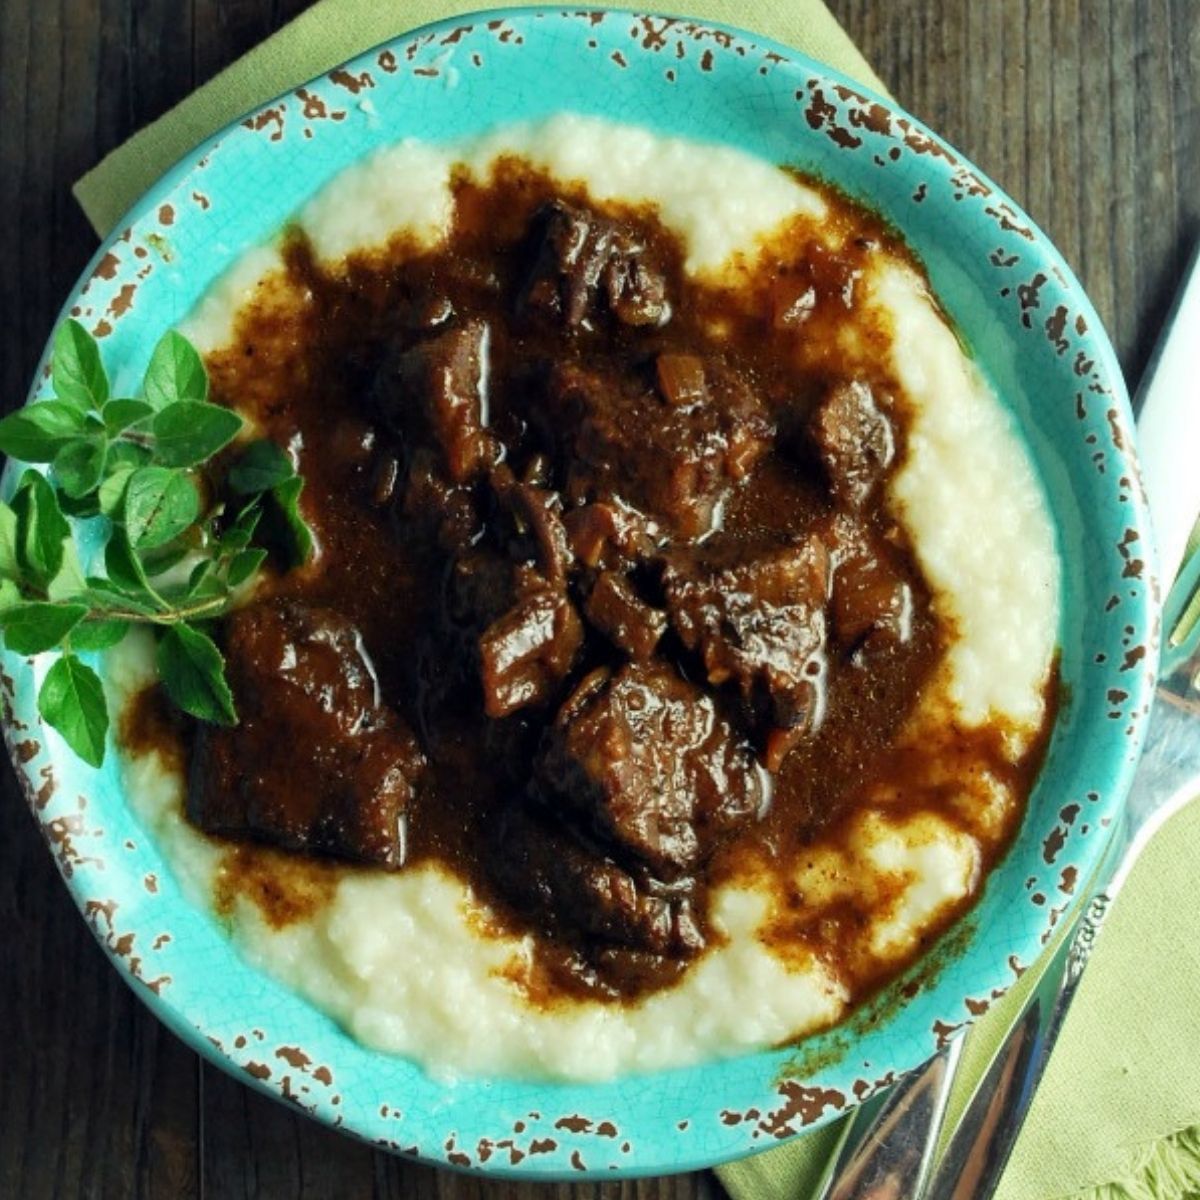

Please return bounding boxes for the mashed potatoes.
[115,115,1059,1081]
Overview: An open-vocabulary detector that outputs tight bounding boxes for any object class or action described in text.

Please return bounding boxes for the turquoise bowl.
[7,8,1155,1179]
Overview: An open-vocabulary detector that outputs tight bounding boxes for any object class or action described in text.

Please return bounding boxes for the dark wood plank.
[1,2,1196,1197]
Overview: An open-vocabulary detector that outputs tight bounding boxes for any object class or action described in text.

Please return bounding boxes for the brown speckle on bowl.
[45,809,99,878]
[107,282,136,318]
[554,1115,592,1133]
[1121,645,1147,672]
[758,1082,846,1138]
[635,15,672,50]
[276,1045,312,1070]
[297,88,328,120]
[242,105,286,142]
[1118,528,1144,578]
[1042,824,1067,864]
[1045,304,1070,353]
[439,25,476,47]
[931,1018,966,1047]
[94,251,121,280]
[329,67,374,94]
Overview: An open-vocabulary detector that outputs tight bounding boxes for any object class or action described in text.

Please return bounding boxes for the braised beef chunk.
[563,501,658,569]
[544,359,772,540]
[369,453,402,507]
[655,353,708,408]
[493,803,704,955]
[372,318,497,483]
[585,570,667,659]
[536,663,765,880]
[811,380,896,508]
[492,471,573,583]
[478,575,584,717]
[401,448,482,552]
[520,200,671,329]
[446,547,517,632]
[188,601,425,866]
[662,538,830,733]
[832,550,913,649]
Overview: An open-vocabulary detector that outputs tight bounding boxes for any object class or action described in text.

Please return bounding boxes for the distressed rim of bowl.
[5,6,1157,1179]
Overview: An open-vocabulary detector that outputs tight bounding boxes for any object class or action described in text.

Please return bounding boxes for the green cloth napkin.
[74,4,1200,1198]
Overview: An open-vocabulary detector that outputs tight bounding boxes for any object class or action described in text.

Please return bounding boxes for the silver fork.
[813,240,1200,1200]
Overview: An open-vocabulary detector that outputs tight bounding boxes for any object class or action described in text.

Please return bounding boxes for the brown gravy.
[122,160,1056,1008]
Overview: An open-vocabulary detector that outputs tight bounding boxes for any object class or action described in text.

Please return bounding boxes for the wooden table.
[1,2,1194,1195]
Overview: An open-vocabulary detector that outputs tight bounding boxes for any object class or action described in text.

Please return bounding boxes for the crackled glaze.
[7,7,1155,1180]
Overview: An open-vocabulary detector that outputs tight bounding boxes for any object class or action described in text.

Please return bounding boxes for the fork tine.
[1160,536,1200,676]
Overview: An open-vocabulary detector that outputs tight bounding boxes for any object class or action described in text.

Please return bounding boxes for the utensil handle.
[919,911,1091,1200]
[920,691,1200,1198]
[1130,239,1200,582]
[811,1037,965,1200]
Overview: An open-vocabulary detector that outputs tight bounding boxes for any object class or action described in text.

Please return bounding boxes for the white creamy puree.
[114,115,1060,1081]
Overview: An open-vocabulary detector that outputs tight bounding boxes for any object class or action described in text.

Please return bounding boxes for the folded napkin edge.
[71,0,890,238]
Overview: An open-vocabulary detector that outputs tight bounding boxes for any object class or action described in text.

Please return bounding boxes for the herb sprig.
[0,319,315,766]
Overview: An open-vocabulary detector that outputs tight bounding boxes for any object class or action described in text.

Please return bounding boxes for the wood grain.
[0,1,1195,1195]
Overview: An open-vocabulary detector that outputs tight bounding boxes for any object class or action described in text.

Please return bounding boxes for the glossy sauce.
[122,160,1056,1007]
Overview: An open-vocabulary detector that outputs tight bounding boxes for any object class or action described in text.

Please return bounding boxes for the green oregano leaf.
[57,491,102,519]
[267,475,315,569]
[53,437,107,499]
[70,619,130,652]
[228,439,294,495]
[0,501,18,579]
[156,622,236,725]
[52,320,110,411]
[218,501,263,553]
[46,541,87,602]
[105,440,153,473]
[83,579,157,617]
[151,401,242,468]
[123,466,200,550]
[0,401,88,463]
[12,471,69,585]
[98,464,136,516]
[185,574,229,606]
[104,528,156,600]
[38,653,108,767]
[0,601,88,654]
[102,398,155,436]
[144,330,208,409]
[226,547,267,589]
[140,542,191,579]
